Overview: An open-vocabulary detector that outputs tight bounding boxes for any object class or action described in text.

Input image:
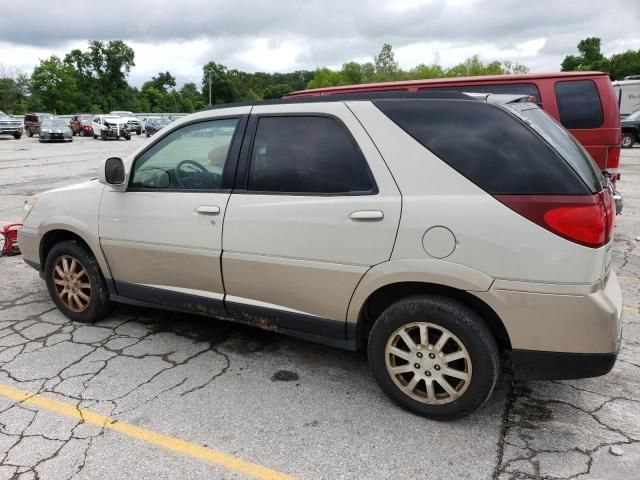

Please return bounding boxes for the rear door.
[222,102,401,340]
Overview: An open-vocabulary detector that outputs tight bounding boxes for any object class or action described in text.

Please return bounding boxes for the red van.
[286,72,622,184]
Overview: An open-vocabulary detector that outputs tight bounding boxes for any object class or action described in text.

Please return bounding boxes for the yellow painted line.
[623,305,640,314]
[0,384,296,480]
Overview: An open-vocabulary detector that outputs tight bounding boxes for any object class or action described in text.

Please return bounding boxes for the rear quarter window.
[374,99,589,195]
[554,80,604,129]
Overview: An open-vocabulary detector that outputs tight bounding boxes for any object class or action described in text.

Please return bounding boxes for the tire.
[101,131,107,141]
[80,130,85,137]
[93,134,97,139]
[27,128,33,137]
[44,240,112,323]
[13,133,21,140]
[136,128,142,135]
[146,131,150,137]
[622,133,635,148]
[367,295,500,420]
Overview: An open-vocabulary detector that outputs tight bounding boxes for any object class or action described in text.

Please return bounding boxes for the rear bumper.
[474,270,622,379]
[511,350,617,380]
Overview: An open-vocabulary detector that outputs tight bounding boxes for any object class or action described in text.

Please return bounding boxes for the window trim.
[233,112,379,197]
[553,79,604,130]
[126,114,248,193]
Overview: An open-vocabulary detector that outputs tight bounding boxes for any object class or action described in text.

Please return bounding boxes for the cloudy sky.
[1,0,639,87]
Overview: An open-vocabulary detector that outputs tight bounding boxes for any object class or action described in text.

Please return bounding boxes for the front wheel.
[136,128,142,135]
[622,133,635,148]
[80,130,85,137]
[44,240,112,323]
[13,133,21,140]
[368,295,500,420]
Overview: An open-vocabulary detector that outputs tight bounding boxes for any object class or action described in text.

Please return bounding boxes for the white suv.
[18,92,622,419]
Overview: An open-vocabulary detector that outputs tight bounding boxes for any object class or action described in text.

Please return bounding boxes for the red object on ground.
[1,223,22,256]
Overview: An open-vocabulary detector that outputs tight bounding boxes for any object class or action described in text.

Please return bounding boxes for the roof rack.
[200,90,472,111]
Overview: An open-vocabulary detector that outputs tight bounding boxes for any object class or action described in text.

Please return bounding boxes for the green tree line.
[1,38,638,115]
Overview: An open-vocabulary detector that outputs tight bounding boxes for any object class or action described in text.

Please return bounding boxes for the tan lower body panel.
[473,270,622,354]
[222,252,367,321]
[100,239,224,296]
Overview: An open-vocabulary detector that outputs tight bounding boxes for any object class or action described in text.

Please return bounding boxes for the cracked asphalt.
[0,134,639,479]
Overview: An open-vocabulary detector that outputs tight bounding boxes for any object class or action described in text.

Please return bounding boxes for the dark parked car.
[39,118,73,143]
[145,117,171,136]
[24,112,54,137]
[622,111,640,148]
[70,114,94,137]
[0,111,22,139]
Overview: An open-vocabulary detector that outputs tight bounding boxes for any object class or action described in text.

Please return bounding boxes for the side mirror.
[99,157,126,188]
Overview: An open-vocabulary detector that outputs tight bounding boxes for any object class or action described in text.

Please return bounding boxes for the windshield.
[104,116,121,122]
[154,118,171,126]
[80,118,93,125]
[41,119,69,129]
[510,104,604,193]
[626,111,640,121]
[113,111,133,117]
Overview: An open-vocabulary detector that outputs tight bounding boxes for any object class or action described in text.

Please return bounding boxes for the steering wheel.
[175,160,210,189]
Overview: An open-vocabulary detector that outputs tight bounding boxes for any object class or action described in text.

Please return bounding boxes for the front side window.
[130,118,238,190]
[555,80,604,129]
[247,116,374,194]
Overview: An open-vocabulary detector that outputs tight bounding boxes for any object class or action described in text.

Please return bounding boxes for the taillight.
[607,146,621,181]
[495,194,609,248]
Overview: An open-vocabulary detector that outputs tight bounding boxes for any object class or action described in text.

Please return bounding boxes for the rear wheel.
[44,240,111,323]
[368,295,500,420]
[622,132,635,148]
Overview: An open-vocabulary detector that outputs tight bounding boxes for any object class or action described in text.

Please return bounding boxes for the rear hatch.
[503,102,615,277]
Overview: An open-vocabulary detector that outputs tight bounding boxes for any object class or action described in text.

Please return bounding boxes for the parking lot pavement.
[0,135,638,479]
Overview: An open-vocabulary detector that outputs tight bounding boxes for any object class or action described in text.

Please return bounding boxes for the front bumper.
[17,229,41,272]
[0,126,21,134]
[474,270,622,380]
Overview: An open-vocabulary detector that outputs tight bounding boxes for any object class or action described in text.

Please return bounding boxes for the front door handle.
[349,210,384,221]
[195,205,220,215]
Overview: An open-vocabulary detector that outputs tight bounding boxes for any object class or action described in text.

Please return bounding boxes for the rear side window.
[422,83,541,103]
[374,99,589,195]
[247,116,375,194]
[554,80,604,129]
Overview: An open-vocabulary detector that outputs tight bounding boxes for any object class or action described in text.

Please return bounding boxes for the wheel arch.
[354,281,512,354]
[39,228,111,282]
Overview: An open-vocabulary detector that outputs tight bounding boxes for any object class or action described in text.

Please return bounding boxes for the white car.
[92,115,131,141]
[18,92,622,419]
[109,111,142,135]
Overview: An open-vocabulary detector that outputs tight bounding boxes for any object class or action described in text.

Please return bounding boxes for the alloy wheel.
[385,322,472,405]
[52,255,92,312]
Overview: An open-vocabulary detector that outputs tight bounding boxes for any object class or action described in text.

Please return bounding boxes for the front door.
[222,103,401,340]
[99,112,248,315]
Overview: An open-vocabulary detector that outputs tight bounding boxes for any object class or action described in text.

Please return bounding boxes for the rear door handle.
[349,210,384,221]
[195,205,220,215]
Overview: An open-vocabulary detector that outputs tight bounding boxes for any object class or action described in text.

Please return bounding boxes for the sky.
[1,0,639,88]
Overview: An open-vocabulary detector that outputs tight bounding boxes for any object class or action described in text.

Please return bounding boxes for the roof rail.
[199,90,472,111]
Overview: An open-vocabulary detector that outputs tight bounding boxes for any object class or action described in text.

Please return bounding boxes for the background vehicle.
[621,111,640,147]
[613,79,640,117]
[69,114,94,136]
[23,112,54,137]
[109,111,142,135]
[92,115,131,140]
[145,117,171,136]
[18,92,621,420]
[39,118,73,142]
[286,72,622,183]
[0,111,22,139]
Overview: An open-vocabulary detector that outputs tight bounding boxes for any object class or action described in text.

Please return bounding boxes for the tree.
[307,67,343,89]
[561,37,609,73]
[263,84,292,99]
[30,56,82,113]
[374,43,399,80]
[202,61,238,104]
[608,50,640,80]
